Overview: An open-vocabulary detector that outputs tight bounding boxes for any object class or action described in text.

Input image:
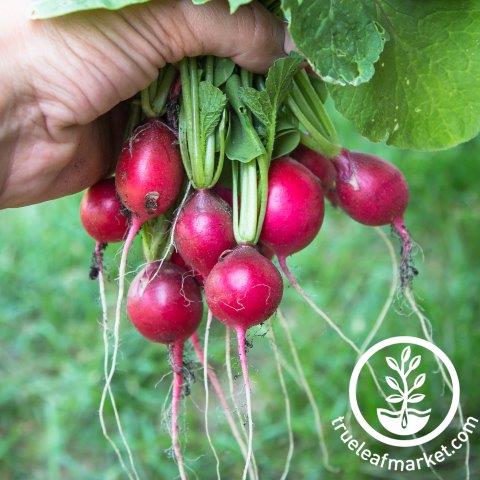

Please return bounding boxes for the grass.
[0,115,479,479]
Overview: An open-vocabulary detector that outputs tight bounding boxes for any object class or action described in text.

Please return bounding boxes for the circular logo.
[349,336,459,447]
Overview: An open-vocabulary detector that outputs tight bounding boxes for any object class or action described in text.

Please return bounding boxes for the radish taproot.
[333,150,416,288]
[127,261,203,480]
[174,190,235,278]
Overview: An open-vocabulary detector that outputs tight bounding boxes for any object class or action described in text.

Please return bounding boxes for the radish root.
[95,242,139,480]
[171,342,188,480]
[225,330,259,480]
[236,327,254,480]
[267,320,294,480]
[405,287,470,480]
[201,310,221,480]
[99,218,141,474]
[277,308,336,473]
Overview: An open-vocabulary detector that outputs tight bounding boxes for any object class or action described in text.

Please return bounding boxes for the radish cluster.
[78,56,416,478]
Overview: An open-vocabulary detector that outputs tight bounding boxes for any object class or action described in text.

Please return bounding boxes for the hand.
[0,0,287,208]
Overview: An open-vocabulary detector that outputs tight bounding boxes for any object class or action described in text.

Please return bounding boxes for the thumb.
[29,0,287,125]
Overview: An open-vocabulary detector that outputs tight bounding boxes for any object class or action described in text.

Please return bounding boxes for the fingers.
[177,0,287,73]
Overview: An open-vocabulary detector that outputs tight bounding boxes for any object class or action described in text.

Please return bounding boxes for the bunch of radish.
[79,54,415,479]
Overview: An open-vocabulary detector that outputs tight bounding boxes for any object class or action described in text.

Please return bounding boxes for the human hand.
[0,0,287,208]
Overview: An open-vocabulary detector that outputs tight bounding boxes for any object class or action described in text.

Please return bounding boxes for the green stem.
[288,97,340,158]
[189,57,204,187]
[290,82,329,139]
[294,71,338,144]
[238,161,258,244]
[141,87,156,118]
[204,56,216,186]
[254,155,269,244]
[123,101,141,141]
[232,161,241,242]
[152,64,176,115]
[210,110,227,187]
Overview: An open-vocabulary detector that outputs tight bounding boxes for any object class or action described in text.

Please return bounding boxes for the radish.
[116,120,183,228]
[205,245,283,480]
[174,190,236,278]
[99,120,183,472]
[80,177,128,245]
[260,157,324,260]
[293,145,338,205]
[127,261,203,480]
[333,150,416,288]
[80,177,138,480]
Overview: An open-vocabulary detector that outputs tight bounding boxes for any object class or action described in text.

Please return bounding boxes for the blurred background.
[1,108,479,480]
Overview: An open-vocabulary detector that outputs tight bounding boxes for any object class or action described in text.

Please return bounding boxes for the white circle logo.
[349,336,460,447]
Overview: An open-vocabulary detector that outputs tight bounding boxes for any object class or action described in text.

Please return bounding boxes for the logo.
[349,336,460,447]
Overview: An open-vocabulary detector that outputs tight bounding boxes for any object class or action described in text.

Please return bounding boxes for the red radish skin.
[260,157,324,259]
[293,145,338,205]
[205,245,283,330]
[333,150,415,288]
[127,261,202,480]
[80,178,129,244]
[116,120,184,224]
[127,262,202,344]
[174,190,236,278]
[212,184,233,207]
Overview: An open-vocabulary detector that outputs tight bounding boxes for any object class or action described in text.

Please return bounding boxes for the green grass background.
[1,111,479,479]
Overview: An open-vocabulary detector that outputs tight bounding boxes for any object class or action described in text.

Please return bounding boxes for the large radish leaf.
[282,0,387,87]
[329,0,480,150]
[30,0,150,19]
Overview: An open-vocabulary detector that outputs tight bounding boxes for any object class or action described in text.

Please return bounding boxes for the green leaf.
[213,58,235,87]
[282,0,387,86]
[225,75,266,163]
[226,114,266,163]
[239,87,272,127]
[30,0,150,18]
[330,0,480,150]
[199,82,227,138]
[272,129,300,159]
[264,54,303,110]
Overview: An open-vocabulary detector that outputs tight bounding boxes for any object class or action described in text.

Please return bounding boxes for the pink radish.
[333,150,415,287]
[293,145,338,205]
[174,189,235,278]
[205,245,283,480]
[80,177,128,244]
[260,157,324,260]
[128,261,203,479]
[116,120,183,227]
